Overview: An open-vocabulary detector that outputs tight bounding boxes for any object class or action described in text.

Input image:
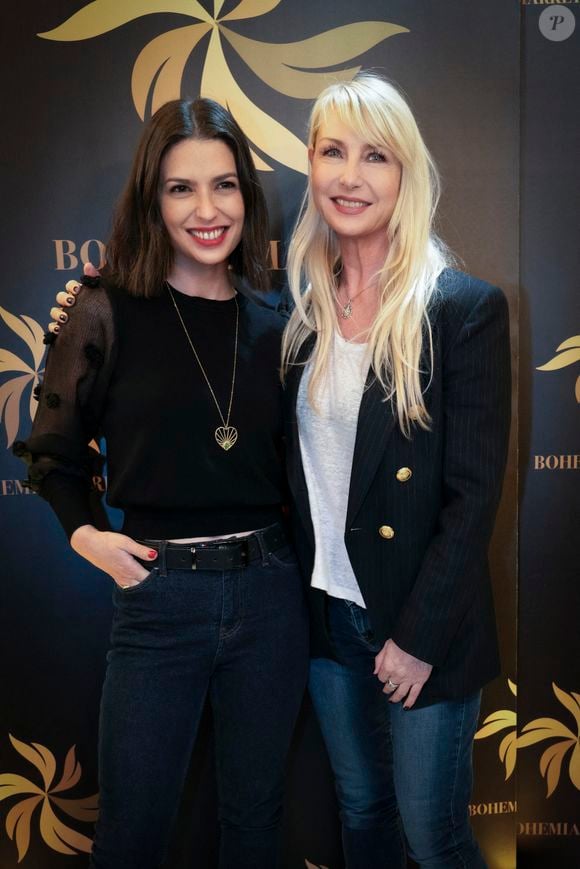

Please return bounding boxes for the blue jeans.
[90,541,308,869]
[309,598,486,869]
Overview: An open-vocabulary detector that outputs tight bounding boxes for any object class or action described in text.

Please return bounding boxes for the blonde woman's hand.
[374,638,433,710]
[70,525,158,589]
[48,262,101,333]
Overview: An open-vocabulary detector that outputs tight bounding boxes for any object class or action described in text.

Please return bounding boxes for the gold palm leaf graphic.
[474,678,517,780]
[38,0,408,174]
[0,307,45,448]
[0,735,98,862]
[537,335,580,403]
[516,683,580,797]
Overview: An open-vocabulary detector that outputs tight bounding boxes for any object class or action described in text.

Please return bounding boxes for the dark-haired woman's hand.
[374,639,433,710]
[70,525,158,589]
[48,262,101,334]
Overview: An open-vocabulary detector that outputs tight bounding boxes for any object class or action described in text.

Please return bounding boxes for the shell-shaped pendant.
[215,426,238,450]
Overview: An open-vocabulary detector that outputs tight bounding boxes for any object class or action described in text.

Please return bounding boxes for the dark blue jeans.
[309,598,486,869]
[90,541,308,869]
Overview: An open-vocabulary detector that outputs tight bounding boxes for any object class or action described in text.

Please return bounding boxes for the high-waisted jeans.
[309,597,486,869]
[89,540,308,869]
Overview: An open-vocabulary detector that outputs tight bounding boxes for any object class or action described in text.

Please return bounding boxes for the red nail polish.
[149,550,157,559]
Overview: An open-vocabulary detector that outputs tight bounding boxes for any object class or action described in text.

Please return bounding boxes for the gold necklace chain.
[166,282,239,451]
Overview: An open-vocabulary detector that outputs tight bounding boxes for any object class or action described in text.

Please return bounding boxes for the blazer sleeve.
[391,282,511,666]
[14,279,116,539]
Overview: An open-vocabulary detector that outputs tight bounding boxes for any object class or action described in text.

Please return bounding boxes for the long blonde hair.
[281,73,450,436]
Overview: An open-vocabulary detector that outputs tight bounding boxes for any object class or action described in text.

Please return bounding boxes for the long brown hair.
[103,99,271,296]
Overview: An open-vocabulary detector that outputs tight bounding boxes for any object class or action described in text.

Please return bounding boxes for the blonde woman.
[282,74,510,867]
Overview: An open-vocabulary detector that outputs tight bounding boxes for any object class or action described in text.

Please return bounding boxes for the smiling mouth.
[187,227,228,241]
[332,198,370,210]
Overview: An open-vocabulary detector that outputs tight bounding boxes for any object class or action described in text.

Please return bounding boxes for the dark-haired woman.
[18,99,308,869]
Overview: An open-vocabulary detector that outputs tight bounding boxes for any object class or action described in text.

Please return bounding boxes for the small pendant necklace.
[167,283,239,451]
[335,283,372,319]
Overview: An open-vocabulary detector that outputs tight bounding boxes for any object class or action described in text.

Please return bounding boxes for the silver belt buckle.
[190,546,197,570]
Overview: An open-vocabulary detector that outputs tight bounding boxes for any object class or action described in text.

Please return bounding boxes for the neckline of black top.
[165,282,243,313]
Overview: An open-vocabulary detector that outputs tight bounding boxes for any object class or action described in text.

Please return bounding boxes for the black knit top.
[20,279,287,539]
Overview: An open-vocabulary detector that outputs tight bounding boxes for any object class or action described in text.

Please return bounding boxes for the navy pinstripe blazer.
[283,269,511,705]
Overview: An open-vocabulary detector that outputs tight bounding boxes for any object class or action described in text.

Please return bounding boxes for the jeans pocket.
[115,568,160,595]
[267,544,299,570]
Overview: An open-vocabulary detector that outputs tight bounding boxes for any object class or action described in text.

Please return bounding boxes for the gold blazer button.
[379,525,395,540]
[396,467,412,482]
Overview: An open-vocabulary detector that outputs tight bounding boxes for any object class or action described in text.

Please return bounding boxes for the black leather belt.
[138,523,287,571]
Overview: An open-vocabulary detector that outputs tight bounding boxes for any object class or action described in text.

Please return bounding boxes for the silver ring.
[387,679,399,690]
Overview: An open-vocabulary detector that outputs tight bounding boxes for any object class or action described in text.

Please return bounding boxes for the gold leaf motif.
[38,0,210,41]
[537,348,580,371]
[556,335,580,352]
[552,682,580,730]
[0,308,44,366]
[6,795,43,863]
[202,29,308,174]
[0,736,99,862]
[0,350,34,376]
[51,746,82,795]
[474,709,516,740]
[131,23,211,120]
[51,794,99,823]
[38,3,408,174]
[508,679,517,697]
[498,731,517,780]
[0,308,46,447]
[221,27,360,100]
[0,376,32,448]
[222,0,283,22]
[9,737,56,792]
[569,741,580,790]
[0,775,44,801]
[539,739,575,798]
[517,718,576,747]
[39,799,80,855]
[222,21,407,99]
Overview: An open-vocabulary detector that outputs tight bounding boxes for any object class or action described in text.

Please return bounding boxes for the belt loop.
[157,540,168,577]
[255,528,270,567]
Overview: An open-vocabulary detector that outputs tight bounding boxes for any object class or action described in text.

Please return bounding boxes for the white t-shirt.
[297,330,369,608]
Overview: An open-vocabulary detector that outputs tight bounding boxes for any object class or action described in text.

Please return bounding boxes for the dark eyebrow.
[163,172,238,184]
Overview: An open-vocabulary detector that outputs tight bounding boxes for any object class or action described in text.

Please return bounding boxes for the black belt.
[138,523,287,572]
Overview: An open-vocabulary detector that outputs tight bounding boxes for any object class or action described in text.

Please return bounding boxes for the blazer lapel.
[346,373,397,529]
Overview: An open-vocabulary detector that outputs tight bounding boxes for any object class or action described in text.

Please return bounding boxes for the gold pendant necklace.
[167,283,239,451]
[335,284,370,319]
